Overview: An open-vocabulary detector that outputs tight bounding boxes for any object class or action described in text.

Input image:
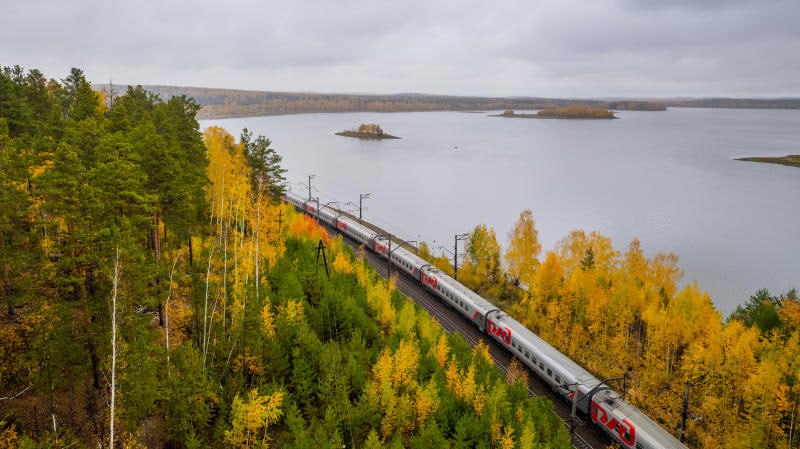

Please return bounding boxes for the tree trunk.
[79,280,101,391]
[4,263,14,317]
[165,254,179,378]
[109,248,120,449]
[153,215,163,327]
[153,214,161,264]
[157,302,164,327]
[202,247,215,374]
[188,236,194,267]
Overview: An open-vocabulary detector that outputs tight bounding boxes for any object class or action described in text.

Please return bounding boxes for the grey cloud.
[0,0,798,97]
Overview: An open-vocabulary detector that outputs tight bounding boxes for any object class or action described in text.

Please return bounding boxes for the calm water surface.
[201,108,800,315]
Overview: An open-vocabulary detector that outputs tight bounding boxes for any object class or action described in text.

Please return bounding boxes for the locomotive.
[285,190,688,449]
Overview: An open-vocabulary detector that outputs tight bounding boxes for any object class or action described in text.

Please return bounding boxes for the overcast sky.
[2,0,799,98]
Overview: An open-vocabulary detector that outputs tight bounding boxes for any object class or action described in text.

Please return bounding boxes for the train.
[284,190,688,449]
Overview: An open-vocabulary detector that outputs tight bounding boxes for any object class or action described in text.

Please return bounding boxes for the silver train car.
[285,190,688,449]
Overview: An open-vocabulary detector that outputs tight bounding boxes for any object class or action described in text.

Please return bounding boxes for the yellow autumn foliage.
[391,340,420,389]
[332,252,353,274]
[0,422,19,449]
[367,339,432,439]
[432,334,449,369]
[225,389,284,449]
[415,380,440,426]
[278,300,304,326]
[472,340,493,366]
[497,426,515,449]
[261,304,276,338]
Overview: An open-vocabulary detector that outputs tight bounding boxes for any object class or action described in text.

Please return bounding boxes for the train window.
[635,443,643,449]
[547,368,552,377]
[524,351,529,358]
[555,375,561,384]
[532,356,537,364]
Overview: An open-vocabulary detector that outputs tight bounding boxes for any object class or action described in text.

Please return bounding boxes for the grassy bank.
[736,155,800,168]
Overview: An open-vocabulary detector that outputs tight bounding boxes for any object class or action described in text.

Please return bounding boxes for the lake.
[200,108,800,315]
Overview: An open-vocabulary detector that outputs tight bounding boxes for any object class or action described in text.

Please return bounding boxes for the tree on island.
[336,123,399,139]
[357,123,384,135]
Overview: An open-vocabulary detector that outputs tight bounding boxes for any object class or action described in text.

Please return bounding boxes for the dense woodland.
[94,85,800,120]
[0,66,572,449]
[95,85,667,119]
[3,65,799,449]
[416,211,800,449]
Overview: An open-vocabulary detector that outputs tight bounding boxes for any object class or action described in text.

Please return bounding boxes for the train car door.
[475,310,488,332]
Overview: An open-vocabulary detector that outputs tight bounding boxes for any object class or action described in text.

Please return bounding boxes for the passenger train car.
[284,190,688,449]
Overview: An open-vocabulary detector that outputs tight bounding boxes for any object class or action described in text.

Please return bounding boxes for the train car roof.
[392,247,501,314]
[493,312,602,389]
[438,272,498,313]
[593,389,687,449]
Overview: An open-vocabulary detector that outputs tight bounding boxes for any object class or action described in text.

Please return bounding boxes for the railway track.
[320,220,612,449]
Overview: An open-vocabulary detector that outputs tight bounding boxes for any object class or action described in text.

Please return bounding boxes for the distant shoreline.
[494,107,617,120]
[493,113,617,120]
[127,83,798,120]
[735,155,800,168]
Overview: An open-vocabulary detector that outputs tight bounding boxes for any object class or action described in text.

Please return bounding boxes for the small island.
[335,123,400,139]
[735,155,800,168]
[496,106,617,119]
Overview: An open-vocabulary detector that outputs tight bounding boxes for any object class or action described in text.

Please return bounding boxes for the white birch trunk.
[202,246,215,374]
[109,247,120,449]
[165,253,179,378]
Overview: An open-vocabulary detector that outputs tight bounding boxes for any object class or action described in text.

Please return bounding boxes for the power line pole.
[454,233,468,281]
[570,383,579,434]
[679,373,707,443]
[316,240,329,278]
[382,236,417,280]
[680,381,690,442]
[359,193,370,222]
[307,174,315,200]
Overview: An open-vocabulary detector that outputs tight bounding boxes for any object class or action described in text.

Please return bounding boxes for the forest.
[0,66,572,449]
[94,85,667,120]
[416,211,800,449]
[92,86,800,122]
[3,64,799,449]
